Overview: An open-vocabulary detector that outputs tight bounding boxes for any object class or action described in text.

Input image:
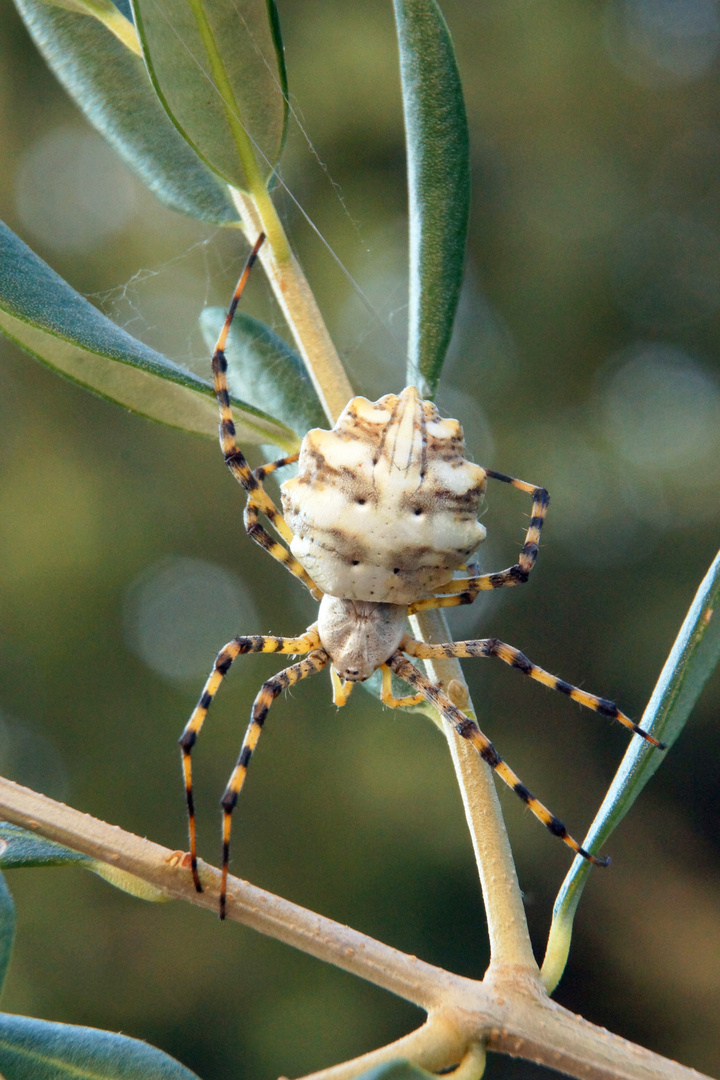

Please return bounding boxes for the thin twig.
[0,777,709,1080]
[294,1017,465,1080]
[231,189,354,425]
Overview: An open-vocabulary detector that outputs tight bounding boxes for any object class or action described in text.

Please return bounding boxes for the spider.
[179,233,665,918]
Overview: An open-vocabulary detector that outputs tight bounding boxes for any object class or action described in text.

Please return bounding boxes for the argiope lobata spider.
[179,233,666,918]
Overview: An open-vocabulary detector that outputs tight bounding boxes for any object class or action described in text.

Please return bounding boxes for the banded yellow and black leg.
[243,501,323,601]
[408,475,549,614]
[389,652,611,867]
[219,649,330,918]
[408,563,481,614]
[210,236,321,598]
[402,636,666,749]
[179,628,321,893]
[211,234,281,519]
[253,453,300,483]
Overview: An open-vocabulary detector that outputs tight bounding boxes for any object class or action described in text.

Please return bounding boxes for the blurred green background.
[1,1,720,1078]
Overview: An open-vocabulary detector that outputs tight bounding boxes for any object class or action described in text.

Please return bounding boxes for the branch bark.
[0,777,709,1080]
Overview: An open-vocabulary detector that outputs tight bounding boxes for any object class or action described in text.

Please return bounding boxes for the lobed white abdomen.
[281,386,487,604]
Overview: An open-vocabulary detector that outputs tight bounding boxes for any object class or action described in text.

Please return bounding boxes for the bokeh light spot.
[604,0,720,87]
[15,126,137,254]
[0,711,69,802]
[123,556,259,683]
[610,211,720,329]
[599,344,720,468]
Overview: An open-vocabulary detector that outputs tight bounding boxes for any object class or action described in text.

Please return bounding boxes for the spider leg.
[254,453,300,483]
[331,668,355,706]
[211,235,321,600]
[389,652,611,866]
[402,636,666,749]
[380,664,426,708]
[219,648,330,918]
[178,628,321,893]
[242,502,323,600]
[408,475,549,614]
[408,563,481,614]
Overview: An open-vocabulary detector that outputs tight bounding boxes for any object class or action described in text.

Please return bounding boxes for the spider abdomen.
[281,386,487,604]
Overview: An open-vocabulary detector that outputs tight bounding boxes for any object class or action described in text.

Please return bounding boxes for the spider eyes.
[356,498,366,505]
[413,508,423,516]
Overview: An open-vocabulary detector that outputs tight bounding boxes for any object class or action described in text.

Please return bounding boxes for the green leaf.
[0,823,168,902]
[394,0,470,398]
[0,876,16,999]
[0,823,91,869]
[199,309,326,440]
[131,0,288,194]
[0,221,300,452]
[13,0,237,225]
[0,1013,201,1079]
[37,0,143,54]
[541,547,720,993]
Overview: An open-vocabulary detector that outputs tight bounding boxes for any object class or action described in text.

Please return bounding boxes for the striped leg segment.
[211,234,276,514]
[389,652,611,866]
[408,563,481,615]
[481,470,549,586]
[254,453,300,483]
[243,501,322,600]
[179,628,321,893]
[408,475,549,615]
[210,234,321,599]
[402,636,666,749]
[219,649,329,918]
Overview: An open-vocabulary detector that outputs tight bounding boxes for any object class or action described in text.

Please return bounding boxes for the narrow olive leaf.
[542,547,720,993]
[0,221,300,452]
[131,0,288,194]
[393,0,470,398]
[0,823,167,901]
[14,0,237,225]
[87,863,168,901]
[39,0,142,53]
[0,876,16,1000]
[0,1014,201,1080]
[0,823,91,869]
[199,309,326,439]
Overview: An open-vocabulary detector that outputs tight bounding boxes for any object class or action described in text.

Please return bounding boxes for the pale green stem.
[448,1041,487,1080]
[232,189,353,424]
[541,904,577,994]
[295,1017,466,1080]
[409,609,538,977]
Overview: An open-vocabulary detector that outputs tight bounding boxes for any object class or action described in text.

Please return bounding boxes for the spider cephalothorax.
[179,235,665,918]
